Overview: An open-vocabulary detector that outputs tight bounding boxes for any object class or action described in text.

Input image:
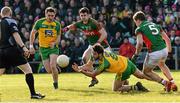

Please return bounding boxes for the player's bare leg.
[18,63,45,99]
[113,79,149,92]
[43,59,52,73]
[50,54,59,89]
[43,59,58,89]
[143,65,164,82]
[158,61,178,91]
[143,65,172,92]
[133,69,152,81]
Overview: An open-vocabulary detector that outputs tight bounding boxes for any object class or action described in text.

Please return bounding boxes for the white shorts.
[144,48,168,68]
[82,45,111,62]
[86,45,111,52]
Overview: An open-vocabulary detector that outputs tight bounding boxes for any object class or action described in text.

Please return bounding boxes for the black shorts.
[0,46,27,68]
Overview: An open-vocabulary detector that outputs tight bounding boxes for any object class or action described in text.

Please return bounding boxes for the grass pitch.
[1,71,180,102]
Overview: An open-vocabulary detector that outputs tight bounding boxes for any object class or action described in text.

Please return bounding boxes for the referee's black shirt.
[0,17,19,49]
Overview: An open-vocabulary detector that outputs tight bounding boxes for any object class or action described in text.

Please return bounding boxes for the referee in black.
[0,6,45,99]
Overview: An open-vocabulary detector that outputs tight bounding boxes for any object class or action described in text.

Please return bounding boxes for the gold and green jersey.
[73,18,109,48]
[94,51,128,73]
[33,18,61,48]
[135,21,166,52]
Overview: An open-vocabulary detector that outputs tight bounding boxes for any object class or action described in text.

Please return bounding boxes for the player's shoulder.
[36,18,46,23]
[4,17,17,25]
[103,50,113,56]
[90,18,98,24]
[74,20,83,25]
[135,26,141,34]
[54,20,61,25]
[146,21,161,29]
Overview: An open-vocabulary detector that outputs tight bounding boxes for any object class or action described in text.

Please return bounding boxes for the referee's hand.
[29,45,35,54]
[23,47,30,58]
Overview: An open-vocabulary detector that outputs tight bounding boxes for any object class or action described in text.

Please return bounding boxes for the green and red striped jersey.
[73,18,109,48]
[135,21,166,52]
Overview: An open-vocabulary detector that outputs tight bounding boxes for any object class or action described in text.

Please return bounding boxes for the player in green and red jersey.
[132,11,177,92]
[64,7,111,87]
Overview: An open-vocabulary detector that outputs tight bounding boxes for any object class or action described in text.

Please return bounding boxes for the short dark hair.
[45,7,56,13]
[79,7,89,14]
[133,11,146,21]
[92,44,104,54]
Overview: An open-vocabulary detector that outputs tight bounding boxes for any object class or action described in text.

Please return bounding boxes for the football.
[56,54,69,68]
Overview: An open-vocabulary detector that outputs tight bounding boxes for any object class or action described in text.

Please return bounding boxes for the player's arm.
[53,22,61,46]
[12,32,30,58]
[30,29,37,46]
[131,32,143,63]
[29,20,39,54]
[80,68,102,78]
[135,33,143,55]
[9,20,29,58]
[9,20,25,48]
[12,32,25,48]
[94,21,107,43]
[63,23,77,32]
[75,55,94,71]
[161,30,172,52]
[72,55,102,77]
[98,27,107,43]
[56,32,61,45]
[72,62,101,78]
[29,29,37,53]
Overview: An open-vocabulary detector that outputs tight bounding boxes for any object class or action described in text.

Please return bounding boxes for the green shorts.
[115,60,137,81]
[39,47,59,60]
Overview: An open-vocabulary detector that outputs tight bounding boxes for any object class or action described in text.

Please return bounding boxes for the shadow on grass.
[60,88,151,96]
[60,88,112,94]
[159,91,180,95]
[42,98,69,101]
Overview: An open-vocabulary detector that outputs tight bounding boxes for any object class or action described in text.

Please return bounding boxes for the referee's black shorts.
[0,46,27,69]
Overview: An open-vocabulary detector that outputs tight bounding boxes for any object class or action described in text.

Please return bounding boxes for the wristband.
[30,45,33,48]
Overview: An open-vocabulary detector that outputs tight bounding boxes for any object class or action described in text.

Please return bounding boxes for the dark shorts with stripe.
[0,46,27,68]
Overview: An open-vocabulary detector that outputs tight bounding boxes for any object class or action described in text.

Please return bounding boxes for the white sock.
[161,79,167,85]
[170,79,174,83]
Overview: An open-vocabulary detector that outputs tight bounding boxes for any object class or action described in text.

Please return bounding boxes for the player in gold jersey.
[72,44,151,92]
[30,7,61,89]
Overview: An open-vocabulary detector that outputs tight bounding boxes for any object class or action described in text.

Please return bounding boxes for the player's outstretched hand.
[72,63,81,72]
[131,54,138,64]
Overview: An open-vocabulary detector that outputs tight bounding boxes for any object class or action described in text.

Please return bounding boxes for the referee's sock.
[25,73,36,95]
